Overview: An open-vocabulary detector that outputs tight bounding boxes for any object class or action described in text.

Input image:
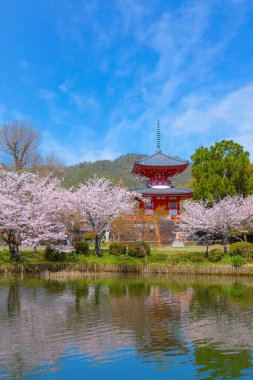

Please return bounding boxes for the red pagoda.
[132,121,193,216]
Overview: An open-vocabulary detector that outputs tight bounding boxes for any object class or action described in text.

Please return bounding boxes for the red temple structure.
[132,121,193,216]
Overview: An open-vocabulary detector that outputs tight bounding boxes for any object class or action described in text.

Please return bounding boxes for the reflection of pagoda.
[132,121,193,216]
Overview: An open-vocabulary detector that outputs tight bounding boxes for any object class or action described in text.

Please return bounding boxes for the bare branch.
[0,120,40,171]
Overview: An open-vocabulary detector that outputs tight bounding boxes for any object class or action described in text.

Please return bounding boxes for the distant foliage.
[74,241,89,255]
[109,242,127,256]
[44,245,66,262]
[62,154,147,189]
[128,242,150,258]
[62,154,192,189]
[229,242,253,259]
[208,249,224,262]
[83,231,96,241]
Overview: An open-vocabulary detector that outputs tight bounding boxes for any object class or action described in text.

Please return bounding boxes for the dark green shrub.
[167,253,188,265]
[186,252,206,263]
[128,242,150,258]
[208,248,223,262]
[109,242,127,256]
[66,251,78,262]
[229,242,253,259]
[44,245,66,262]
[44,244,54,259]
[74,240,89,255]
[167,252,205,265]
[231,255,244,267]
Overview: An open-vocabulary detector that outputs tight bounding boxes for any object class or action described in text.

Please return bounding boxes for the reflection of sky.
[0,278,253,379]
[27,348,199,380]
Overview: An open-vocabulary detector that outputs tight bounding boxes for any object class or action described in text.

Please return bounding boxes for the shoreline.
[1,262,253,276]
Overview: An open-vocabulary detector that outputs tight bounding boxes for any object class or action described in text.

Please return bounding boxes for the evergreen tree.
[191,140,251,201]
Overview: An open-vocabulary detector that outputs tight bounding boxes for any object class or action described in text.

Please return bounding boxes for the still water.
[0,274,253,379]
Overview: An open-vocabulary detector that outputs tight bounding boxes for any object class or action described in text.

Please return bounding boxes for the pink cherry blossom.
[0,169,67,260]
[181,195,246,253]
[70,176,138,256]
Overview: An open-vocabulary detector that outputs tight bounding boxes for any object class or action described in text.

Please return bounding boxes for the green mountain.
[62,153,192,189]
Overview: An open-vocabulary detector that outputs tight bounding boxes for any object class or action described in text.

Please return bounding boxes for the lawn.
[0,244,243,266]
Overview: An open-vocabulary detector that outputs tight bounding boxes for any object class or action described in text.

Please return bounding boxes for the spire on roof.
[156,120,161,153]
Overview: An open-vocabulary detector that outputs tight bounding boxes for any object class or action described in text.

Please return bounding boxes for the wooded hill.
[62,153,192,189]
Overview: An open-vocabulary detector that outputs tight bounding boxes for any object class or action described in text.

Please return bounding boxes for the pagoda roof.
[132,186,193,196]
[133,152,189,168]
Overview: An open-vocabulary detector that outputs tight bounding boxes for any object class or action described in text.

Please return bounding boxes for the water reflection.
[0,275,253,379]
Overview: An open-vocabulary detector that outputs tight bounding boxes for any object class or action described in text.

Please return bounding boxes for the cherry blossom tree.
[71,177,138,256]
[21,176,67,250]
[180,200,216,256]
[0,169,67,260]
[181,196,245,254]
[228,195,253,242]
[210,196,244,252]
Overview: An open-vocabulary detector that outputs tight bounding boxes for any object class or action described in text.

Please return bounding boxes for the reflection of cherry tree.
[1,277,253,378]
[186,282,253,379]
[0,170,66,260]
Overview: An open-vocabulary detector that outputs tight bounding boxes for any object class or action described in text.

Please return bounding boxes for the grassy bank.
[0,246,253,276]
[0,245,233,266]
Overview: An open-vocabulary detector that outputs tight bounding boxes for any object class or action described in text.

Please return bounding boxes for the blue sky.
[1,0,253,164]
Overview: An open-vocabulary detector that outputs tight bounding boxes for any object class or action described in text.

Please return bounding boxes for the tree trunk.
[94,234,103,257]
[9,245,20,261]
[223,232,228,254]
[8,231,20,261]
[205,243,209,258]
[137,240,148,261]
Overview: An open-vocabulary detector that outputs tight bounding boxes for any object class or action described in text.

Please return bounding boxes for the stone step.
[157,218,179,245]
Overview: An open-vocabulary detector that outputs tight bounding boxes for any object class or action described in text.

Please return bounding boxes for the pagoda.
[132,121,193,216]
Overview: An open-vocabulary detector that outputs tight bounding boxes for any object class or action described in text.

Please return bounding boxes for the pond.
[0,274,253,379]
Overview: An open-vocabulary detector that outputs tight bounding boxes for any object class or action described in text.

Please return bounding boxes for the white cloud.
[38,89,56,101]
[171,84,253,136]
[99,0,252,159]
[19,59,30,70]
[79,147,121,162]
[41,131,120,165]
[34,0,253,164]
[38,89,70,124]
[69,92,99,111]
[0,106,29,123]
[59,79,74,93]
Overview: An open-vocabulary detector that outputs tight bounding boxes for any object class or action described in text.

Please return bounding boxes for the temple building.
[132,122,193,216]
